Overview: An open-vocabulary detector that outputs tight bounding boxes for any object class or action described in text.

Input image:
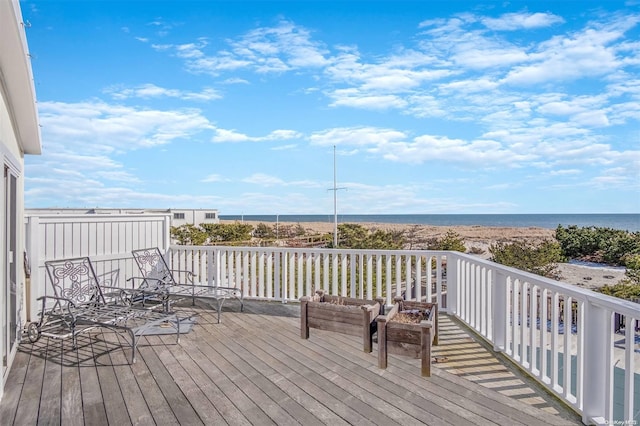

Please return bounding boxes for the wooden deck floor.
[1,300,582,425]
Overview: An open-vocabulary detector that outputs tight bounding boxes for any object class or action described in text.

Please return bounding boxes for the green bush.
[331,223,405,249]
[253,223,274,238]
[597,282,640,300]
[489,240,565,278]
[598,253,640,299]
[171,222,254,245]
[170,224,207,245]
[430,230,466,252]
[555,225,640,265]
[201,222,253,242]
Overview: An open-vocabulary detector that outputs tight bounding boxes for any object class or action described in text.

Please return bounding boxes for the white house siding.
[0,0,42,400]
[26,208,221,228]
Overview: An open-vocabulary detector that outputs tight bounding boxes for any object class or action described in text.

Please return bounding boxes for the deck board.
[1,300,582,425]
[0,339,30,424]
[257,311,489,425]
[92,331,130,426]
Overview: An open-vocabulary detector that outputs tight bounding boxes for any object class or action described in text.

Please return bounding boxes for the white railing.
[168,245,449,307]
[168,245,639,425]
[449,254,640,425]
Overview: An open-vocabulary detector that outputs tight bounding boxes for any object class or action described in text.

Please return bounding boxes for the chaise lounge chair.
[28,257,181,363]
[130,247,243,323]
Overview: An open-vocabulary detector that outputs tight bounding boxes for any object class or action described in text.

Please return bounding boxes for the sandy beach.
[222,219,627,290]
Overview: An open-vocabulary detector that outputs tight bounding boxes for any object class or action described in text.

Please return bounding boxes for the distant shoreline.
[220,213,640,232]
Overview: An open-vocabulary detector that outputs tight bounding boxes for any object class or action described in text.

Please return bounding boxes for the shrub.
[427,230,466,252]
[332,223,405,249]
[201,222,253,242]
[489,239,565,278]
[555,225,640,265]
[253,223,274,238]
[170,224,207,245]
[597,282,640,300]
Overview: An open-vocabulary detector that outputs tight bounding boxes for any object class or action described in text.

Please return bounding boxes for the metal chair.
[28,257,180,363]
[130,247,243,323]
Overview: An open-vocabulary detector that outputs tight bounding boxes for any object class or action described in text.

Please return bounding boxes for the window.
[173,213,185,219]
[205,212,216,219]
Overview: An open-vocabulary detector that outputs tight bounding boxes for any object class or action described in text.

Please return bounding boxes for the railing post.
[445,254,458,315]
[206,249,214,287]
[213,248,221,288]
[162,214,171,252]
[492,270,508,352]
[25,215,40,322]
[582,301,610,425]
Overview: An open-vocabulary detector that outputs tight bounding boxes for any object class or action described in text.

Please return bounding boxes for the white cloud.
[548,169,582,176]
[328,91,408,110]
[211,128,302,143]
[375,135,536,166]
[482,12,565,31]
[502,16,637,85]
[104,84,221,101]
[223,77,250,85]
[242,173,285,186]
[308,127,407,147]
[201,174,228,183]
[157,20,329,76]
[37,101,214,159]
[271,144,297,151]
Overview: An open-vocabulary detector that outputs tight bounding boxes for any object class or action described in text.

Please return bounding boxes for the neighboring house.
[0,0,42,399]
[25,208,220,227]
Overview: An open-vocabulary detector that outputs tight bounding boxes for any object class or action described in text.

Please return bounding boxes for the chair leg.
[128,330,137,364]
[216,298,226,323]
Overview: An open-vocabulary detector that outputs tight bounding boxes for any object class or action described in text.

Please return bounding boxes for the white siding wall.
[25,214,171,322]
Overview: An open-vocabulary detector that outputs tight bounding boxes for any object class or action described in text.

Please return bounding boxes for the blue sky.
[22,0,640,215]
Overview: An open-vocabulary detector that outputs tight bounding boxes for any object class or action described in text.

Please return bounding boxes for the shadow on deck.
[0,300,582,425]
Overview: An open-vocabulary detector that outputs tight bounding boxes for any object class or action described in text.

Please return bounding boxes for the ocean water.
[219,213,640,232]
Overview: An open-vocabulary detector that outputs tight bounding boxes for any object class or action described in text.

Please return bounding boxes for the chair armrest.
[126,276,170,289]
[169,269,196,283]
[101,284,167,305]
[37,294,76,306]
[35,295,77,319]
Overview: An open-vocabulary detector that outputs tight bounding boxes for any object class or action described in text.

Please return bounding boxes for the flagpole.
[333,145,338,248]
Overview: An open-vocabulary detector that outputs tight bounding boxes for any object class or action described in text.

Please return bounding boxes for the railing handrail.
[448,251,640,317]
[172,244,639,315]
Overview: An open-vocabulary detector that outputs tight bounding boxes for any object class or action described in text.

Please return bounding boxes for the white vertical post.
[25,215,40,321]
[445,255,458,315]
[624,317,635,422]
[582,302,610,424]
[395,255,402,298]
[206,249,214,287]
[366,255,373,300]
[436,256,443,308]
[162,214,171,252]
[493,270,508,352]
[214,248,221,288]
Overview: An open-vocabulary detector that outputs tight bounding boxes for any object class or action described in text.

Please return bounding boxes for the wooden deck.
[1,300,582,425]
